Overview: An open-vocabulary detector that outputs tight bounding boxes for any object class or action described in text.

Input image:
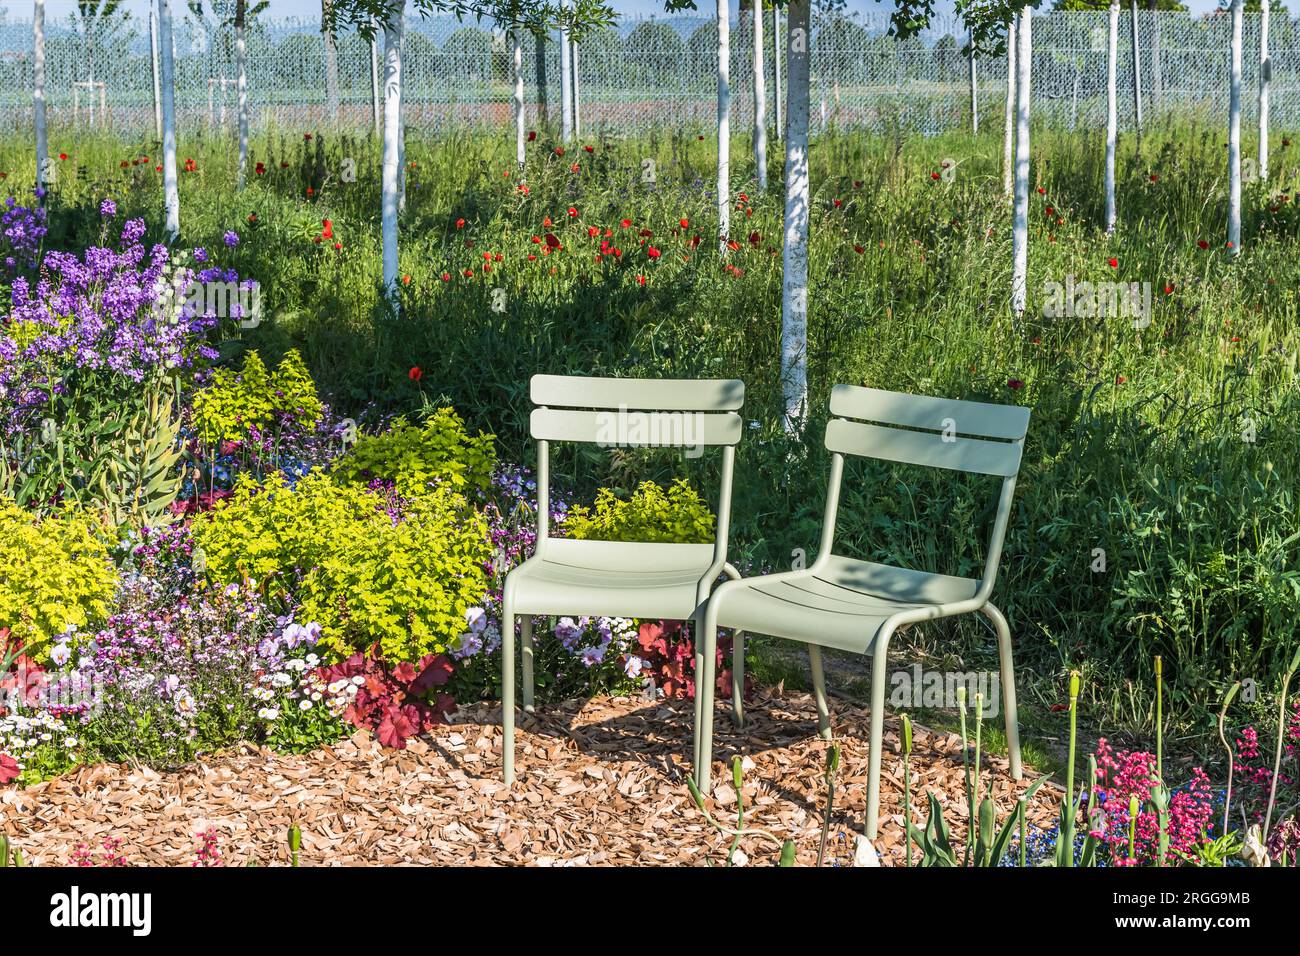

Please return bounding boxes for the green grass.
[4,114,1300,757]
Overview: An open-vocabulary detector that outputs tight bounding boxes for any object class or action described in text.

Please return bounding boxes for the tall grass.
[3,117,1298,740]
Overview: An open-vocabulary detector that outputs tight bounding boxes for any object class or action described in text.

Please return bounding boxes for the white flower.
[258,707,281,721]
[49,641,72,668]
[298,699,313,711]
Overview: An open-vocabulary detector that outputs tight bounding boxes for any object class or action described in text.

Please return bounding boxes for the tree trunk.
[158,0,180,236]
[559,1,572,141]
[1106,2,1118,233]
[1011,6,1031,315]
[236,0,249,190]
[1260,0,1270,181]
[1228,0,1242,253]
[772,5,782,140]
[780,0,810,429]
[753,1,767,190]
[322,0,341,126]
[34,0,48,192]
[381,0,405,298]
[1002,17,1015,199]
[717,0,731,252]
[513,26,526,170]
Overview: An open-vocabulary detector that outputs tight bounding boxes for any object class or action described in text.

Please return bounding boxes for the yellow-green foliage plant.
[191,473,491,662]
[191,349,323,445]
[566,479,715,544]
[332,407,496,499]
[0,499,116,660]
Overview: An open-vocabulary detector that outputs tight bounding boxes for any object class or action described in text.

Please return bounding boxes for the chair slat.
[830,385,1030,440]
[531,408,743,447]
[824,418,1023,477]
[531,374,745,412]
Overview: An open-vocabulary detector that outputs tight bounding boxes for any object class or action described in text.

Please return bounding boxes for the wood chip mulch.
[0,687,1060,866]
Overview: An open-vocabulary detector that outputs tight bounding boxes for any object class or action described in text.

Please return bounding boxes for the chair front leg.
[865,625,896,842]
[692,609,706,772]
[730,629,746,728]
[696,604,721,796]
[982,601,1023,780]
[501,602,516,784]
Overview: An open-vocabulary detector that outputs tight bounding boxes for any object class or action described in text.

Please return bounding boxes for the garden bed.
[0,687,1055,866]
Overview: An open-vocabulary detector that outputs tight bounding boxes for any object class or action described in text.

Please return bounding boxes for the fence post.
[1129,0,1143,137]
[1260,0,1271,181]
[150,5,163,140]
[773,5,782,139]
[572,38,581,138]
[370,19,381,136]
[969,29,978,135]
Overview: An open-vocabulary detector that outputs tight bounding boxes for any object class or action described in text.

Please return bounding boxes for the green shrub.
[191,349,323,445]
[0,499,117,660]
[333,407,496,498]
[566,479,715,544]
[191,472,491,662]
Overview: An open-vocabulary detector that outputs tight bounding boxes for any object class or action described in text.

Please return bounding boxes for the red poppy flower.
[333,242,342,250]
[1198,239,1209,249]
[120,160,129,169]
[584,145,594,153]
[322,219,334,239]
[402,274,412,285]
[749,231,760,245]
[620,218,632,228]
[1115,375,1127,384]
[455,218,465,229]
[1107,257,1118,268]
[1150,174,1159,182]
[587,226,599,237]
[930,172,940,181]
[518,184,529,195]
[834,198,844,206]
[544,233,560,249]
[554,146,565,156]
[408,366,422,381]
[1007,378,1025,390]
[853,244,865,254]
[1036,186,1045,194]
[543,216,553,227]
[527,130,537,141]
[155,165,162,172]
[441,272,451,281]
[647,246,661,259]
[679,218,689,229]
[636,275,646,286]
[568,207,578,218]
[304,133,313,140]
[59,152,68,161]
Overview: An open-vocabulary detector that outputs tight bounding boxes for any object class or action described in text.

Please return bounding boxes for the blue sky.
[25,0,1286,23]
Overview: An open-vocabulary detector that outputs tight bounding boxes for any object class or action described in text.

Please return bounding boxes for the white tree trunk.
[772,5,782,139]
[236,4,248,190]
[969,31,978,134]
[381,0,405,298]
[1106,2,1118,234]
[158,0,180,236]
[559,1,572,141]
[1129,0,1142,136]
[513,27,526,170]
[753,2,767,190]
[780,0,810,429]
[33,0,48,191]
[717,0,731,252]
[1260,0,1270,181]
[1010,7,1031,314]
[1229,0,1242,253]
[150,6,162,140]
[1002,17,1016,199]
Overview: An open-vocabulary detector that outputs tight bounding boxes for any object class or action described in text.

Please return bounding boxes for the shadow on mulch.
[0,688,1059,867]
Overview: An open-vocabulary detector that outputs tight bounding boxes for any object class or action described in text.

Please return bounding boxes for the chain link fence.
[0,8,1295,138]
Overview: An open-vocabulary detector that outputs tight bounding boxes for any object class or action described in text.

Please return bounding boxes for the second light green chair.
[501,373,745,783]
[696,384,1031,840]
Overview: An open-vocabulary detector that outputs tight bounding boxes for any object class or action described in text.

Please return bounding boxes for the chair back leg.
[864,628,894,840]
[521,616,535,714]
[730,629,746,727]
[807,644,832,740]
[502,607,516,783]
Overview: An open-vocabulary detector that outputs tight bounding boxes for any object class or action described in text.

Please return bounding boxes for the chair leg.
[983,601,1023,780]
[692,611,706,772]
[697,607,720,796]
[502,604,516,784]
[865,628,894,841]
[808,644,832,740]
[731,629,746,728]
[520,615,535,714]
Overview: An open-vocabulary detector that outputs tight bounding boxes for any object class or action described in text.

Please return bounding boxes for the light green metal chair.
[501,373,746,784]
[697,385,1031,840]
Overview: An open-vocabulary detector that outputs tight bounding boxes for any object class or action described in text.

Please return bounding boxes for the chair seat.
[505,538,718,620]
[710,555,980,654]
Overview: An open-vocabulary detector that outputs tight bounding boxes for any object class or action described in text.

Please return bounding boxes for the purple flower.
[193,247,209,262]
[99,199,117,218]
[223,231,239,248]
